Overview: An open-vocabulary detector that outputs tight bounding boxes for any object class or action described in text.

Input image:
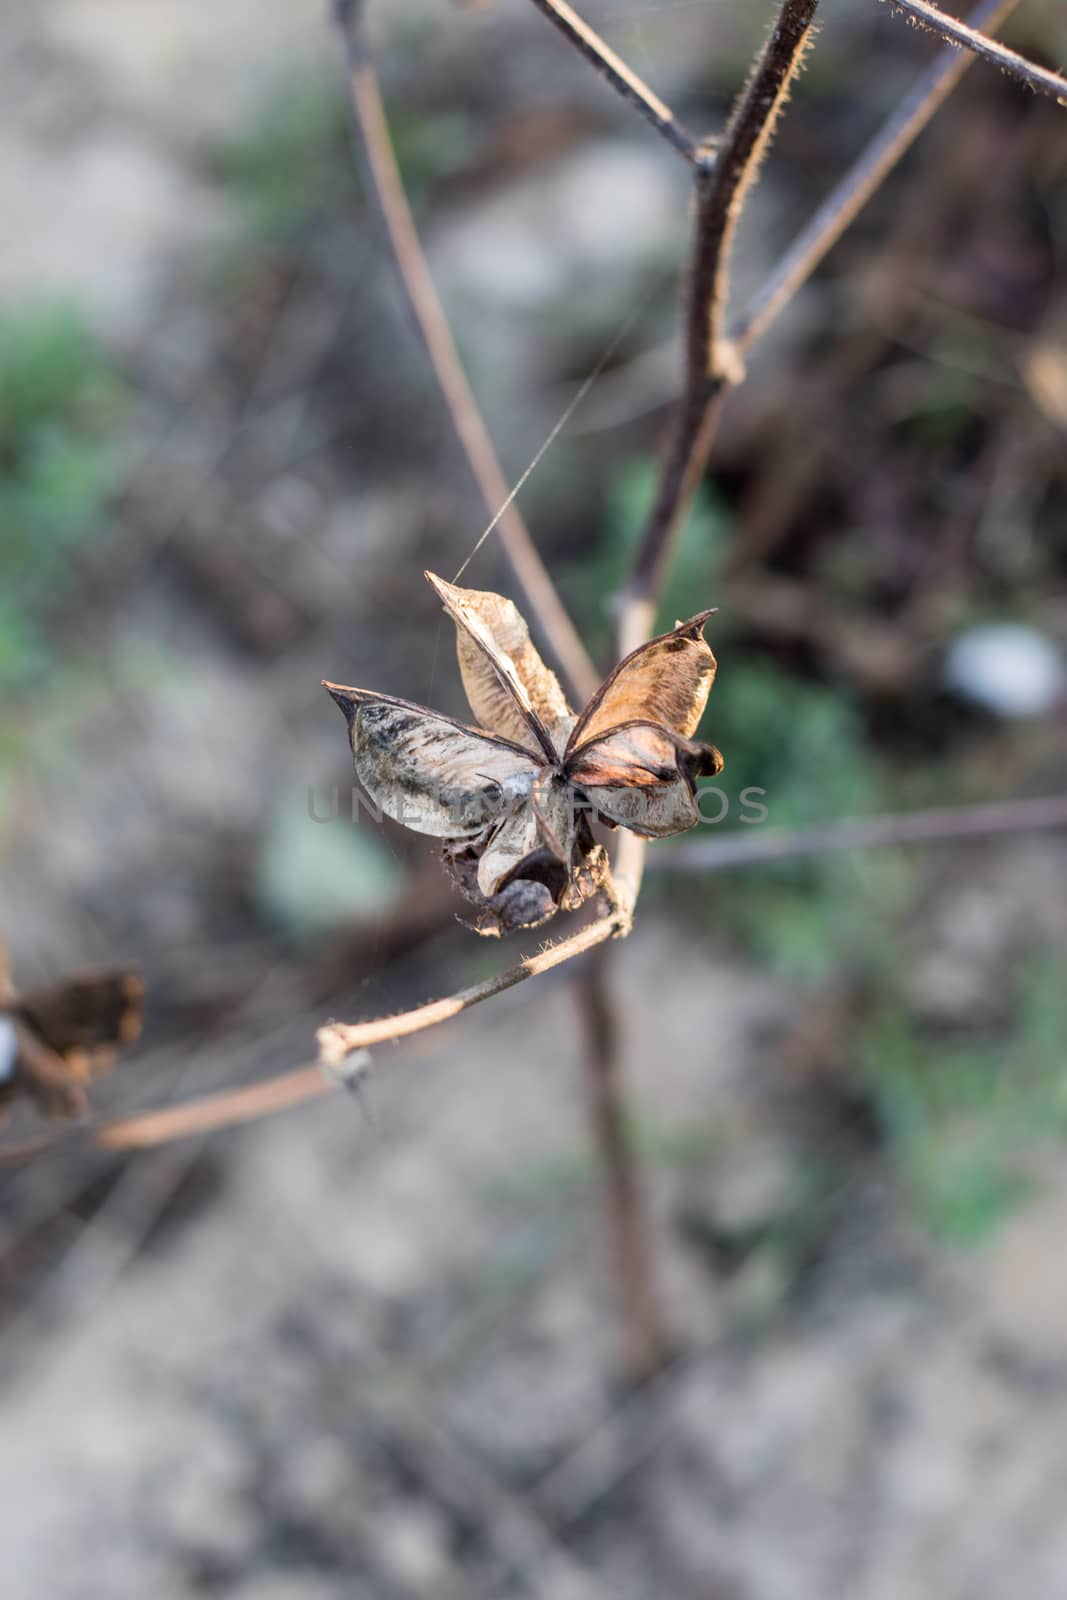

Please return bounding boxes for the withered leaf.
[324,576,724,934]
[323,685,539,838]
[477,773,576,897]
[16,970,145,1060]
[567,722,723,838]
[566,721,689,787]
[0,958,145,1122]
[477,803,544,898]
[567,612,717,750]
[425,571,574,758]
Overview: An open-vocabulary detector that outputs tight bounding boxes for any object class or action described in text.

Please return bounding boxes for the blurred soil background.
[1,0,1067,1595]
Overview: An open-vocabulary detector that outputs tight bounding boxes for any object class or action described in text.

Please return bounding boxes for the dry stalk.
[316,903,629,1065]
[576,953,666,1382]
[75,792,1067,1155]
[654,793,1067,873]
[882,0,1067,106]
[526,0,708,164]
[734,0,1021,352]
[334,0,599,705]
[524,0,818,1378]
[625,0,820,628]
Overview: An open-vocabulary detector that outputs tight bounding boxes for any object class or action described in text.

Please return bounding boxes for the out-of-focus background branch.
[2,1,1067,1595]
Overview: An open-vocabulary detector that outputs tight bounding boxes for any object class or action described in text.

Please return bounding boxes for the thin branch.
[317,902,630,1067]
[334,0,599,705]
[734,0,1021,353]
[561,590,662,1383]
[883,0,1067,107]
[651,793,1067,873]
[13,891,638,1157]
[525,0,707,166]
[0,778,1051,1161]
[626,0,820,614]
[700,0,821,376]
[576,955,667,1380]
[97,1064,328,1151]
[0,936,15,1007]
[361,1389,614,1600]
[530,1347,691,1524]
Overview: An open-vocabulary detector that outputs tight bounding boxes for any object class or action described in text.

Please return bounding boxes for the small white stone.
[0,1017,18,1083]
[943,624,1067,718]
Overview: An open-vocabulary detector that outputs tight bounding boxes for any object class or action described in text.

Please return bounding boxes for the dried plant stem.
[97,1065,329,1151]
[568,0,815,1337]
[81,791,1067,1156]
[700,0,821,370]
[595,0,994,1378]
[317,905,629,1065]
[525,0,707,165]
[0,938,15,1007]
[628,0,820,610]
[883,0,1067,107]
[735,0,1020,353]
[567,592,659,1379]
[577,955,666,1381]
[85,886,638,1156]
[335,0,599,705]
[653,792,1067,873]
[625,392,730,644]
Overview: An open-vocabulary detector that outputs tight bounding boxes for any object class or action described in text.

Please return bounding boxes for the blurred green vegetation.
[255,793,405,943]
[678,1155,842,1326]
[697,653,911,982]
[567,455,731,657]
[862,956,1067,1244]
[0,302,125,694]
[216,78,351,241]
[216,74,478,250]
[0,642,179,841]
[390,105,479,199]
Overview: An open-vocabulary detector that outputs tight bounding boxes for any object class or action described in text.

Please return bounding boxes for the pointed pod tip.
[672,607,718,641]
[425,569,469,623]
[322,680,361,728]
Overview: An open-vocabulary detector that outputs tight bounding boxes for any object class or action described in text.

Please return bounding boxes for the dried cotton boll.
[323,571,725,935]
[943,624,1067,719]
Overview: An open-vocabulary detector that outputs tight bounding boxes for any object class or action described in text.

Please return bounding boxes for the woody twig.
[335,0,599,705]
[735,0,1020,353]
[882,0,1067,107]
[525,0,708,165]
